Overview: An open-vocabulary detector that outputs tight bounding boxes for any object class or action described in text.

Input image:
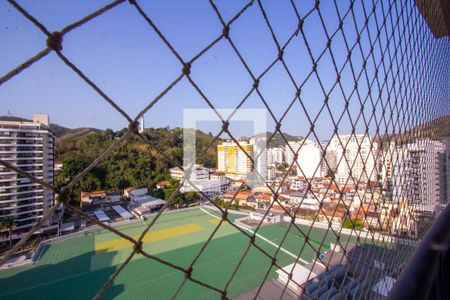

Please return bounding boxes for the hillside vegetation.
[55,127,220,203]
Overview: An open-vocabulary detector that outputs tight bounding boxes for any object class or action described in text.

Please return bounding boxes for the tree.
[150,188,165,199]
[342,219,364,230]
[1,217,15,247]
[104,128,115,141]
[326,169,335,178]
[277,162,289,172]
[185,191,199,202]
[61,157,90,178]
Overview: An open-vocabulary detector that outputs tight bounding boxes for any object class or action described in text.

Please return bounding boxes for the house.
[222,191,257,208]
[80,191,122,208]
[156,181,172,189]
[128,196,166,219]
[124,187,149,201]
[181,179,231,197]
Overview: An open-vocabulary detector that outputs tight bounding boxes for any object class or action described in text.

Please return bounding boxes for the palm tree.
[1,217,15,247]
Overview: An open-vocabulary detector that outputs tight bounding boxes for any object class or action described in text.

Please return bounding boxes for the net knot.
[128,0,137,4]
[222,121,229,132]
[295,89,301,98]
[134,241,143,253]
[182,63,191,75]
[253,79,259,89]
[128,121,140,135]
[222,210,228,219]
[47,32,63,52]
[185,266,193,279]
[275,123,281,131]
[314,0,320,9]
[222,25,230,39]
[58,186,71,204]
[297,19,304,32]
[278,49,284,60]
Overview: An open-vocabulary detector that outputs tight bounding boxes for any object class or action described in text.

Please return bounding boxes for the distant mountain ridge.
[376,114,450,145]
[253,131,303,148]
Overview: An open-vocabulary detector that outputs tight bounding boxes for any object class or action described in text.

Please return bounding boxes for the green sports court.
[0,208,348,299]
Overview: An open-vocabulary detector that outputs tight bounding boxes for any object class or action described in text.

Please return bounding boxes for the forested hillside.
[55,127,220,203]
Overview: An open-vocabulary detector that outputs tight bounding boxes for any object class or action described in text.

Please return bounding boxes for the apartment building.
[285,141,302,166]
[267,147,284,166]
[390,139,446,210]
[328,134,378,186]
[217,140,254,175]
[296,140,324,179]
[0,114,57,234]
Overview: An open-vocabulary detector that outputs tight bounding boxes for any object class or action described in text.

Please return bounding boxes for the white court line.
[200,208,309,265]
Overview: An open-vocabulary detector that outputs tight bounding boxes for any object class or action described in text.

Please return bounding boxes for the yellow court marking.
[208,218,229,226]
[95,223,204,252]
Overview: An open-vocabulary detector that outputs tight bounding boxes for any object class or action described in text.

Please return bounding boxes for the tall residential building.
[390,140,446,210]
[267,147,284,167]
[285,141,302,166]
[217,140,254,176]
[296,140,324,178]
[328,134,378,186]
[0,115,56,233]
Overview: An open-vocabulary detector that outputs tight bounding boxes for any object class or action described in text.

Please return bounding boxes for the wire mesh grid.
[0,0,449,299]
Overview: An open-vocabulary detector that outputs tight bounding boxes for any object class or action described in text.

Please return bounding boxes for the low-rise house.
[223,191,257,208]
[209,171,226,181]
[124,187,149,201]
[181,179,231,197]
[290,178,306,191]
[80,191,121,208]
[128,196,166,218]
[169,164,210,181]
[156,181,172,189]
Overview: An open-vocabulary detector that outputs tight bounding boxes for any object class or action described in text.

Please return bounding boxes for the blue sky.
[1,0,447,140]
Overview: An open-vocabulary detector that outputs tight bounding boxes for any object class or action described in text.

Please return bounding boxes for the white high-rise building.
[328,134,378,185]
[390,139,446,210]
[0,115,57,233]
[296,140,324,178]
[285,141,302,166]
[267,147,284,167]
